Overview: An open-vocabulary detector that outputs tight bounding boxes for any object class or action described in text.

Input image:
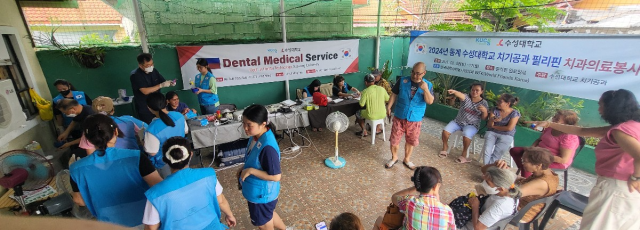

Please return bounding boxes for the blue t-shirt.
[259,146,281,175]
[167,102,190,113]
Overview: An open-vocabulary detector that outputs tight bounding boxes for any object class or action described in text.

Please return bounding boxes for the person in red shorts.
[385,62,434,170]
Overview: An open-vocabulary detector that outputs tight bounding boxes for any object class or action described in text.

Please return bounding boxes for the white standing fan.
[325,111,349,169]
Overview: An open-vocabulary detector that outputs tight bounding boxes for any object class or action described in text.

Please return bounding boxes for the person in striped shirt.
[373,166,456,230]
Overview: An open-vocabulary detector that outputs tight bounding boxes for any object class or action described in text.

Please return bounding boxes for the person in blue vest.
[70,114,163,228]
[79,96,148,155]
[384,62,434,170]
[193,58,220,115]
[143,137,237,230]
[302,79,321,99]
[144,92,189,178]
[237,104,290,230]
[332,75,360,98]
[52,79,91,139]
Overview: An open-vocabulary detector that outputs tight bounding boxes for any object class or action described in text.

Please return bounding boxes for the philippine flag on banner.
[206,58,221,69]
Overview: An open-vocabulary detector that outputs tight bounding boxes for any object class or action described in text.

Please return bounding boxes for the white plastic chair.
[447,130,477,158]
[362,119,386,144]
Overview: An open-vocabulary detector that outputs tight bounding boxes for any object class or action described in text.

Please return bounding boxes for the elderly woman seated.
[482,147,559,224]
[372,166,455,230]
[510,110,580,177]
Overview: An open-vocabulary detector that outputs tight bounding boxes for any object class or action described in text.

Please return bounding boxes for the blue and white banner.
[408,31,640,100]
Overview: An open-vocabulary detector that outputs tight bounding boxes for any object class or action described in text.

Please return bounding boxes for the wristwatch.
[631,175,640,181]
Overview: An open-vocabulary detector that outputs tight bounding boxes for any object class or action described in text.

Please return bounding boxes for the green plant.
[433,73,465,105]
[48,28,106,68]
[367,60,393,82]
[460,0,564,32]
[585,137,600,147]
[79,33,112,46]
[428,23,476,31]
[518,93,584,123]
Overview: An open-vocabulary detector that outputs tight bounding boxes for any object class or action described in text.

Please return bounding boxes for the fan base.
[324,157,346,169]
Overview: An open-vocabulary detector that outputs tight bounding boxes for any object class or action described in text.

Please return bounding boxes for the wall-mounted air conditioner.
[0,79,27,134]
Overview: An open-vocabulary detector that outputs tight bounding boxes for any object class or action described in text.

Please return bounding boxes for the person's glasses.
[411,71,424,76]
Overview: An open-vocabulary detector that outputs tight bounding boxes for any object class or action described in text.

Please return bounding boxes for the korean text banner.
[177,40,359,88]
[407,31,640,101]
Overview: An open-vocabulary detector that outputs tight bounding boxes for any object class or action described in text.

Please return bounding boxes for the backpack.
[313,92,328,106]
[449,194,490,229]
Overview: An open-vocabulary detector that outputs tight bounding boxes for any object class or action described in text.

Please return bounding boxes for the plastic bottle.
[25,141,45,156]
[217,110,222,119]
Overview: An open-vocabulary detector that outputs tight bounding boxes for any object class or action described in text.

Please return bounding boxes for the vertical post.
[132,0,149,53]
[375,0,382,69]
[280,0,290,100]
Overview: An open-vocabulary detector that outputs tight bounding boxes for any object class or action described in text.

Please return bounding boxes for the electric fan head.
[325,111,349,133]
[0,150,54,191]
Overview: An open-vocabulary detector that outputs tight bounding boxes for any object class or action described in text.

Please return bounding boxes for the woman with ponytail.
[373,166,455,230]
[143,137,236,230]
[237,105,290,230]
[144,92,188,178]
[194,58,220,115]
[463,166,520,230]
[69,114,162,228]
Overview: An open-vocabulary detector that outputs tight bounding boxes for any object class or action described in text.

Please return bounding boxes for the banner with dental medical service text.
[177,40,359,88]
[407,31,640,101]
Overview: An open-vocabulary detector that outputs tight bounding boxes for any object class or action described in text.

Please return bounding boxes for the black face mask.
[60,90,71,96]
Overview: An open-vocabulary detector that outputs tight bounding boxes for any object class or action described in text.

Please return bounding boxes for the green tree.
[460,0,563,32]
[428,23,476,31]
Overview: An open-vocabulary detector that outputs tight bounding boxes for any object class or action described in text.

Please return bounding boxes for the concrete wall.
[37,37,409,113]
[0,0,56,195]
[140,0,353,43]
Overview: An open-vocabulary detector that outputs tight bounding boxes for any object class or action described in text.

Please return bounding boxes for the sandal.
[455,156,472,164]
[403,161,416,170]
[318,128,323,132]
[438,151,448,158]
[355,131,369,137]
[385,159,397,169]
[312,128,318,132]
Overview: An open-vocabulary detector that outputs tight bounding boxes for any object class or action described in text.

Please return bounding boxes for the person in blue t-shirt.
[165,91,196,115]
[238,105,290,230]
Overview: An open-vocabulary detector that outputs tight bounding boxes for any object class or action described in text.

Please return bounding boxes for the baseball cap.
[371,69,381,75]
[364,74,375,83]
[93,96,114,115]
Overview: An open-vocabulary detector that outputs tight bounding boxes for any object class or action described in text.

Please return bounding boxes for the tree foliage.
[460,0,564,32]
[428,23,476,32]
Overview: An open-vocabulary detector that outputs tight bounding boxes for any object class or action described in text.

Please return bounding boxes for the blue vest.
[53,91,88,127]
[394,77,432,122]
[303,86,312,97]
[195,72,219,106]
[145,168,226,230]
[146,111,186,169]
[242,129,280,203]
[112,115,148,151]
[69,147,149,227]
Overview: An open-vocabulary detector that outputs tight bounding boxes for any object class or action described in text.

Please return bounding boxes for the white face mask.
[66,113,77,118]
[144,66,154,73]
[482,180,500,195]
